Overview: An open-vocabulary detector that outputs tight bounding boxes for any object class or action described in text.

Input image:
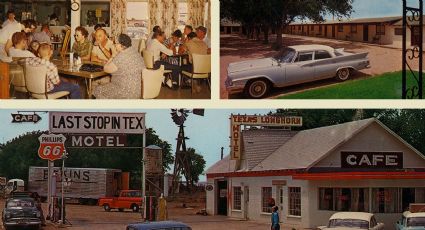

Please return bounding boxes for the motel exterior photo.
[221,16,425,48]
[206,118,425,229]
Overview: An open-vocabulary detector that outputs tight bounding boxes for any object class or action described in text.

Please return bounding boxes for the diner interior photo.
[0,0,211,99]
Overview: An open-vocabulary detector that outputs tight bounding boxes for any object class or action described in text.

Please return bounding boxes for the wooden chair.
[60,29,71,57]
[9,59,28,98]
[24,64,70,99]
[181,54,211,94]
[142,65,164,99]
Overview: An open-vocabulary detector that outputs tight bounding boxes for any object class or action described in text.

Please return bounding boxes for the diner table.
[52,59,109,99]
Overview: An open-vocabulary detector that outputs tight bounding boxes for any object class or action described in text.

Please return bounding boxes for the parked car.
[98,190,143,212]
[2,197,42,229]
[225,44,370,98]
[317,212,384,230]
[126,221,192,230]
[396,211,425,230]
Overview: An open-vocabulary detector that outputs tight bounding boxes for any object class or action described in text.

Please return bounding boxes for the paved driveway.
[220,34,418,99]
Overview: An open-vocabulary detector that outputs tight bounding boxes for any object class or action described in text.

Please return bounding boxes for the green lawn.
[277,71,425,99]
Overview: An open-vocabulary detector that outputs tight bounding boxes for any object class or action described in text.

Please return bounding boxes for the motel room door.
[363,25,369,42]
[217,180,228,215]
[411,26,421,46]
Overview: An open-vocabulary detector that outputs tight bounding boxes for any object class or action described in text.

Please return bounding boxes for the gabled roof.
[206,155,236,175]
[243,129,297,170]
[252,118,375,171]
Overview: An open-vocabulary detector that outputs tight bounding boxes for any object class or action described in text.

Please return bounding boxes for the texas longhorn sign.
[230,115,302,160]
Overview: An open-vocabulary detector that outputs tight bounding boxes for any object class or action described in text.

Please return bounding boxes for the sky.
[319,0,418,20]
[0,109,272,181]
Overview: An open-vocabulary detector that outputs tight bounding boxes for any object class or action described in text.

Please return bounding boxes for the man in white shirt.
[91,28,116,64]
[2,10,18,28]
[32,24,52,44]
[146,31,181,87]
[146,25,161,48]
[196,26,211,54]
[0,19,36,57]
[9,31,35,58]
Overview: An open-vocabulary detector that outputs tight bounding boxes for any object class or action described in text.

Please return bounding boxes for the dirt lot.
[220,34,420,99]
[0,199,269,230]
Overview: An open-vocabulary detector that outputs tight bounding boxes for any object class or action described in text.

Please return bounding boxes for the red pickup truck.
[98,190,143,212]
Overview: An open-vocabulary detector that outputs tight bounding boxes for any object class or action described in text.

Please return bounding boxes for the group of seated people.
[145,24,211,91]
[0,9,210,99]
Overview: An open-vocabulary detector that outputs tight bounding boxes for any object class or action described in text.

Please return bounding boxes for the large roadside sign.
[230,115,302,160]
[38,134,66,161]
[49,112,145,134]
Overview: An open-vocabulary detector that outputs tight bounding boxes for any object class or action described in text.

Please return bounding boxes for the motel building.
[285,16,425,48]
[206,118,425,229]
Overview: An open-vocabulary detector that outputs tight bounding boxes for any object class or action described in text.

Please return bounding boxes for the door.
[411,26,421,46]
[285,51,315,85]
[227,27,231,34]
[332,25,336,38]
[243,186,249,220]
[325,26,328,37]
[217,180,228,215]
[363,25,369,42]
[402,188,415,211]
[276,186,284,219]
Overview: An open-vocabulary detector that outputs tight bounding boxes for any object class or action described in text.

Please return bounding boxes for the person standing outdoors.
[271,206,280,230]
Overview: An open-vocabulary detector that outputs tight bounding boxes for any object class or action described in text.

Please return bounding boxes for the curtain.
[148,0,160,33]
[162,0,179,37]
[187,0,205,28]
[110,0,127,40]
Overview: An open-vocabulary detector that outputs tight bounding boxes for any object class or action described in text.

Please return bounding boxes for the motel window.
[319,188,369,212]
[395,28,403,36]
[376,25,386,35]
[289,187,301,216]
[351,25,357,33]
[262,187,273,213]
[338,25,344,32]
[233,187,242,210]
[279,187,284,204]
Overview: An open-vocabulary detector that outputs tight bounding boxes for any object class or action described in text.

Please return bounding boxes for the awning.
[293,171,425,180]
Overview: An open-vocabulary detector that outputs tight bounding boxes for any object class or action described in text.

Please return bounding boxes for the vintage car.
[98,190,143,212]
[317,212,384,230]
[126,221,192,230]
[225,44,370,98]
[396,211,425,230]
[2,197,42,229]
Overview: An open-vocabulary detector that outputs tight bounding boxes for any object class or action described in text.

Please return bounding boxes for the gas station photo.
[0,109,424,229]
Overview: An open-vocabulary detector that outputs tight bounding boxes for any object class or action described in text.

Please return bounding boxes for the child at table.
[26,43,82,99]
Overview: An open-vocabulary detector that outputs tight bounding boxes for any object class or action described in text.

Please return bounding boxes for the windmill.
[170,109,204,194]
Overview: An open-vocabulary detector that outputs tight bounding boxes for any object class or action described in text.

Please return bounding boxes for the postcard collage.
[0,0,425,230]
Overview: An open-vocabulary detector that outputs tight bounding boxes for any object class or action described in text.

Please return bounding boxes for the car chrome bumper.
[4,218,41,226]
[225,78,246,94]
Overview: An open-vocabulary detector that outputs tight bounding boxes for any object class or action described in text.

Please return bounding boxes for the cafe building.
[206,118,425,229]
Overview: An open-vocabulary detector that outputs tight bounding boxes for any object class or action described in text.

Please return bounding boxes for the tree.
[221,0,354,49]
[0,128,173,189]
[184,148,206,186]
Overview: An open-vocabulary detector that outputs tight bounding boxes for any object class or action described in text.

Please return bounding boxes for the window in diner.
[376,24,385,35]
[82,2,111,26]
[233,187,242,210]
[126,1,149,39]
[319,188,334,210]
[395,28,403,36]
[318,188,369,212]
[338,25,344,32]
[351,25,357,33]
[261,187,273,213]
[289,187,301,216]
[372,188,401,213]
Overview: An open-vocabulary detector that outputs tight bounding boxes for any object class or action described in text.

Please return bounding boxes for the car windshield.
[7,200,34,208]
[274,48,296,63]
[407,217,425,226]
[328,219,369,229]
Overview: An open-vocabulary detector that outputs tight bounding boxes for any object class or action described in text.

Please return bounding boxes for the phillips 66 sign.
[38,134,67,161]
